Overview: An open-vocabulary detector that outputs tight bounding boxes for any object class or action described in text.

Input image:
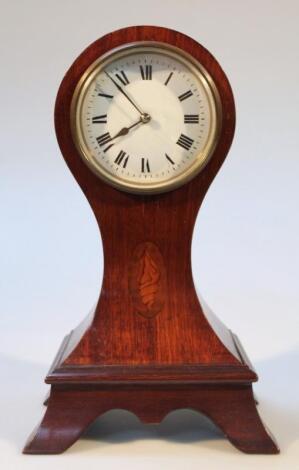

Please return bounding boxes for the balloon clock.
[24,26,279,454]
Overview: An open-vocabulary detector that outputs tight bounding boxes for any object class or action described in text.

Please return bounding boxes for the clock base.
[23,333,279,455]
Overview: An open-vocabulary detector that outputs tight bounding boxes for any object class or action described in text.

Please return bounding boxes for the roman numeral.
[92,115,107,124]
[178,90,193,102]
[96,132,112,146]
[165,154,175,165]
[141,158,150,173]
[114,150,129,168]
[96,132,113,152]
[140,65,152,80]
[164,72,173,86]
[102,144,114,153]
[184,114,199,123]
[176,134,194,151]
[98,92,114,99]
[115,70,129,86]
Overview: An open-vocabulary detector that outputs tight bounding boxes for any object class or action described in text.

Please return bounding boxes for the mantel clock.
[24,26,278,455]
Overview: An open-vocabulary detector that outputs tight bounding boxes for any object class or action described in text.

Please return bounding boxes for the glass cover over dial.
[71,43,221,194]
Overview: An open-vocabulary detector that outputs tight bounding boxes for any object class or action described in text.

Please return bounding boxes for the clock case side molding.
[24,26,279,455]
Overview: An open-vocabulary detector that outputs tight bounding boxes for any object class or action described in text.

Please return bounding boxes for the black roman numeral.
[176,134,194,151]
[164,72,173,86]
[96,132,112,146]
[140,65,152,80]
[115,70,129,86]
[114,150,129,168]
[178,90,193,102]
[96,132,114,152]
[98,92,114,99]
[141,158,150,173]
[184,114,199,123]
[165,154,175,165]
[92,115,107,124]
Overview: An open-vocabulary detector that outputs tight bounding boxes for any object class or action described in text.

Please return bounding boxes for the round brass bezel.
[70,41,222,194]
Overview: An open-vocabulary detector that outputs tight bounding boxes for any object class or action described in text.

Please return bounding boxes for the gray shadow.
[82,408,223,445]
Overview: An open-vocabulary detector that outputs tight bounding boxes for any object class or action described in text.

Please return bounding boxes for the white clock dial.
[72,44,221,193]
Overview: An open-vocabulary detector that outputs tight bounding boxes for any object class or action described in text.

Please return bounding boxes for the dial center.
[141,112,151,124]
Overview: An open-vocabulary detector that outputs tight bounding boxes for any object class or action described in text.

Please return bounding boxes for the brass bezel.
[70,41,222,194]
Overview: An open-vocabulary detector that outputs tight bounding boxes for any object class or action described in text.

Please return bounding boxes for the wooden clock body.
[24,26,278,454]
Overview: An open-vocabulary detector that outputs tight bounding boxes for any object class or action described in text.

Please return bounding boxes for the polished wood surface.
[24,25,279,454]
[25,384,278,455]
[53,24,238,368]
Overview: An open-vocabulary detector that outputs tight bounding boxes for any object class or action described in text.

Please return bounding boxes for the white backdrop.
[0,1,298,469]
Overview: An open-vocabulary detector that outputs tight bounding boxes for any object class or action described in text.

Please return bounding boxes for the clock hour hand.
[111,114,151,141]
[104,70,145,117]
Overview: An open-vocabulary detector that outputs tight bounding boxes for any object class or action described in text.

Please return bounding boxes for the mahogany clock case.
[23,25,279,455]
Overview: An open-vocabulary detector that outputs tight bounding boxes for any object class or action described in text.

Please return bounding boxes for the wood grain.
[24,384,278,455]
[54,24,238,367]
[24,25,279,455]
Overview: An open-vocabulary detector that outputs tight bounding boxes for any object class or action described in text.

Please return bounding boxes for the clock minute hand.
[104,70,145,116]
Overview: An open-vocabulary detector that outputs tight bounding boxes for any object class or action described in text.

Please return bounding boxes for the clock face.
[71,43,221,193]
